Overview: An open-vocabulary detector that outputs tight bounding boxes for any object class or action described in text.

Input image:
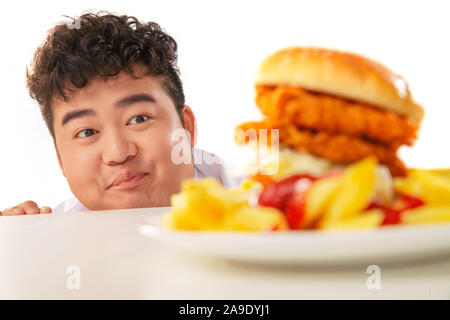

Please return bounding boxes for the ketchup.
[258,174,317,229]
[366,194,425,226]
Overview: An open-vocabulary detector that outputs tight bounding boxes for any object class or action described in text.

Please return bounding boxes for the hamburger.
[235,47,424,178]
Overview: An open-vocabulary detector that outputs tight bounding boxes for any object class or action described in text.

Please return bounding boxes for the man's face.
[53,67,195,210]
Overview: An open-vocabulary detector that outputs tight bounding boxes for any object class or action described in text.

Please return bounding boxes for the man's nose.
[102,131,138,165]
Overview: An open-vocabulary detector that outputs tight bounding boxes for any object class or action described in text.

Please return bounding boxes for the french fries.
[164,158,450,232]
[163,178,287,231]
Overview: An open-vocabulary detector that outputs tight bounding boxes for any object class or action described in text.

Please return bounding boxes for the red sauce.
[366,194,425,226]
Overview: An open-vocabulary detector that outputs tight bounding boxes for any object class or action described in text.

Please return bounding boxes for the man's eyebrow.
[115,93,156,108]
[61,94,156,126]
[61,109,96,126]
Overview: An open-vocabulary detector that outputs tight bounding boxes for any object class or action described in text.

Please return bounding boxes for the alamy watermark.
[170,127,280,175]
[65,18,81,30]
[66,264,81,290]
[366,265,381,290]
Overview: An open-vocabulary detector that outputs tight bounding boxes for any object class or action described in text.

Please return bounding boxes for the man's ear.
[181,105,197,147]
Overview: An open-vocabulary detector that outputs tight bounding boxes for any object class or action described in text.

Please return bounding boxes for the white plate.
[139,213,450,266]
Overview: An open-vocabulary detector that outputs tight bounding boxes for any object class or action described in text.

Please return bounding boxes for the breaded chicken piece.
[255,85,419,146]
[235,119,407,176]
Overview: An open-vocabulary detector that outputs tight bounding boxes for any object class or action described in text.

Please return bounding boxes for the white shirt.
[52,148,243,213]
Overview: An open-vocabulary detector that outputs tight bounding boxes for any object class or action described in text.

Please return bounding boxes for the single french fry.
[304,177,340,228]
[428,168,450,179]
[321,157,378,224]
[229,206,288,231]
[320,209,384,231]
[395,169,450,205]
[401,206,450,225]
[394,176,423,197]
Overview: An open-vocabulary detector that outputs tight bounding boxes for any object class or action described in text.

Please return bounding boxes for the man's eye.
[76,129,98,138]
[128,114,150,125]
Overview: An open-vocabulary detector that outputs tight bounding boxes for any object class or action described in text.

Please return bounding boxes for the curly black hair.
[26,12,185,139]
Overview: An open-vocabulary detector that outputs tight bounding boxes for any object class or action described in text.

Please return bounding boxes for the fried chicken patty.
[255,85,419,146]
[235,119,407,176]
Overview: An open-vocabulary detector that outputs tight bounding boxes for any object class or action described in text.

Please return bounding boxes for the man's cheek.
[63,153,97,184]
[144,128,179,158]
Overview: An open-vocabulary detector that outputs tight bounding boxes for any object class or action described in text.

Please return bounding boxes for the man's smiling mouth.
[108,171,149,190]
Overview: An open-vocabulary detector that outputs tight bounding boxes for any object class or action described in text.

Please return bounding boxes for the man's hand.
[0,201,52,216]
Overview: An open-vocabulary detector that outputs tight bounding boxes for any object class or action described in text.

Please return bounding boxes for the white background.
[0,0,449,209]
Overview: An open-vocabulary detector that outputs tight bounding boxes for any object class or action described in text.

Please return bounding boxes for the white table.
[1,208,449,299]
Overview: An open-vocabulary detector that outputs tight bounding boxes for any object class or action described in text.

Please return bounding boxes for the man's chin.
[76,188,172,210]
[119,201,170,209]
[111,192,171,209]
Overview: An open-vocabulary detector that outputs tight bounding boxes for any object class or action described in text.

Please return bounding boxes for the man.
[1,12,240,216]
